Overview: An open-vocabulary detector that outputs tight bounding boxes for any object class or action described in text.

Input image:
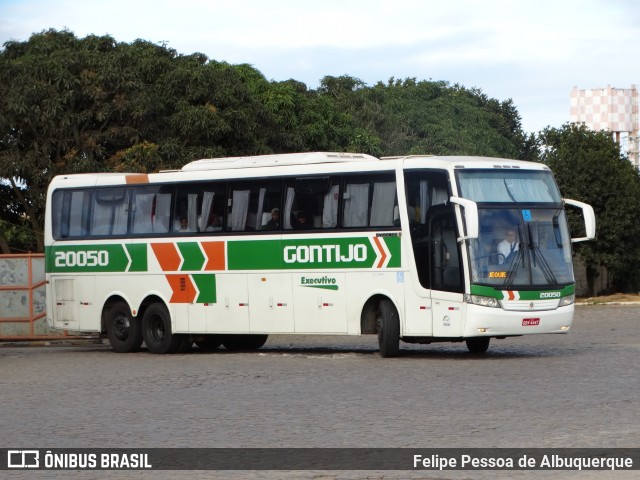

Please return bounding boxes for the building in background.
[570,85,639,168]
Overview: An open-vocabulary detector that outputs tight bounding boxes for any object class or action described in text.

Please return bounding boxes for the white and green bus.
[45,152,595,356]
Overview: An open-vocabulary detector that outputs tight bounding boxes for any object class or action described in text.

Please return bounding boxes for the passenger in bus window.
[179,217,195,232]
[293,211,308,230]
[205,213,222,232]
[497,228,519,264]
[263,208,280,230]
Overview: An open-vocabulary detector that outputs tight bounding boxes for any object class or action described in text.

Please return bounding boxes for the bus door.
[428,204,464,337]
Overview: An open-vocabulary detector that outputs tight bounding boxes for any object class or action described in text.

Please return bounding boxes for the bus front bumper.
[462,303,574,337]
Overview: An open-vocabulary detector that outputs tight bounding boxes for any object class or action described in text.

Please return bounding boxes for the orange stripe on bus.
[201,241,226,270]
[125,174,150,184]
[165,275,197,303]
[373,236,388,268]
[151,243,181,271]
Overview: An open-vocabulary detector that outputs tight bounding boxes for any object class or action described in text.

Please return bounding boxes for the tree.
[0,30,534,253]
[0,30,276,252]
[0,30,145,251]
[538,123,640,294]
[327,77,529,158]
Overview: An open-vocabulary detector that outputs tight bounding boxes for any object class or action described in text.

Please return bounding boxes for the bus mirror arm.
[563,198,596,243]
[450,196,479,241]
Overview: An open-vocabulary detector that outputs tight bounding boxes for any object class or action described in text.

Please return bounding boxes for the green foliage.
[318,76,528,158]
[0,29,532,253]
[538,123,640,293]
[0,182,38,253]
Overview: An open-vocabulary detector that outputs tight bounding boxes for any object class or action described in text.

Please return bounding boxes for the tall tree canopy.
[0,29,532,252]
[538,123,640,294]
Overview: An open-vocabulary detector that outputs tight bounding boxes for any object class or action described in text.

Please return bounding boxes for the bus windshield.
[468,207,574,288]
[457,169,562,203]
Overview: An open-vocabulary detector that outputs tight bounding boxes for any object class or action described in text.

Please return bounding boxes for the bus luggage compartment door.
[248,274,294,333]
[51,276,95,331]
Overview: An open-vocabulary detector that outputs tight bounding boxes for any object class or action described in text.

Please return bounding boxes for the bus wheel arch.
[102,296,143,353]
[361,295,401,357]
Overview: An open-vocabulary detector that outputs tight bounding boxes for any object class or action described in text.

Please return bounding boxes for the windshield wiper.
[504,242,524,289]
[503,179,517,202]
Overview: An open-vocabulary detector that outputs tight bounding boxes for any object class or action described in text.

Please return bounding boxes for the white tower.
[570,85,639,168]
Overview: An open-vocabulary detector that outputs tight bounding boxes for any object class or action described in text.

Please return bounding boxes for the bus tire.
[466,337,490,354]
[377,299,400,358]
[195,335,222,351]
[105,301,143,353]
[142,303,182,354]
[222,334,268,351]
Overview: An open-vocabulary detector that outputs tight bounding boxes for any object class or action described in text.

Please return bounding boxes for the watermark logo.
[7,450,39,468]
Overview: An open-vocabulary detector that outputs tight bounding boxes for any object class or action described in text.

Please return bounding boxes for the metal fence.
[0,254,95,340]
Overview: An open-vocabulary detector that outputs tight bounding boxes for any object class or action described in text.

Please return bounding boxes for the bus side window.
[343,183,369,227]
[50,188,95,239]
[52,191,70,238]
[89,188,129,237]
[229,181,282,232]
[198,184,227,233]
[284,177,335,231]
[173,193,198,233]
[370,181,396,227]
[341,175,396,228]
[132,187,171,234]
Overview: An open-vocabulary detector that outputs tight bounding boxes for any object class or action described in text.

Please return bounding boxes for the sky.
[1,0,638,134]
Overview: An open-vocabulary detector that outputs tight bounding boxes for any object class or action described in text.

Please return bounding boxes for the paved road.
[1,305,639,479]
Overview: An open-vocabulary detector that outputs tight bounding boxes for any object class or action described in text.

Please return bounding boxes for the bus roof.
[48,153,551,190]
[181,152,381,171]
[388,155,550,171]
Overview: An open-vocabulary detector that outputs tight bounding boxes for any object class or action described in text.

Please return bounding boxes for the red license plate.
[522,318,540,326]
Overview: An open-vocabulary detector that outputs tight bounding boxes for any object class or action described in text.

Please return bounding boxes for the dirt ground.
[578,292,640,304]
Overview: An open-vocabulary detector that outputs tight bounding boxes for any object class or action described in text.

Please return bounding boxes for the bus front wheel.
[105,301,143,353]
[466,337,490,354]
[142,303,182,354]
[377,299,400,358]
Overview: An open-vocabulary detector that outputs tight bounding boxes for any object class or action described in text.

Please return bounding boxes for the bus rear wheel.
[377,299,400,358]
[105,301,142,353]
[142,303,182,354]
[222,334,268,351]
[466,337,490,354]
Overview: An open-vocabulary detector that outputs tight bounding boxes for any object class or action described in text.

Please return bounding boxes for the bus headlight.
[558,294,575,307]
[464,294,499,308]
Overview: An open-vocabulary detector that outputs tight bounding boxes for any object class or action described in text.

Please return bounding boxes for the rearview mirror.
[450,196,478,240]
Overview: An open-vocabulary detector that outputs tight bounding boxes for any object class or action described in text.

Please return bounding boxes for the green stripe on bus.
[470,284,575,300]
[227,236,400,270]
[192,274,217,303]
[46,244,131,273]
[177,242,206,271]
[126,244,148,272]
